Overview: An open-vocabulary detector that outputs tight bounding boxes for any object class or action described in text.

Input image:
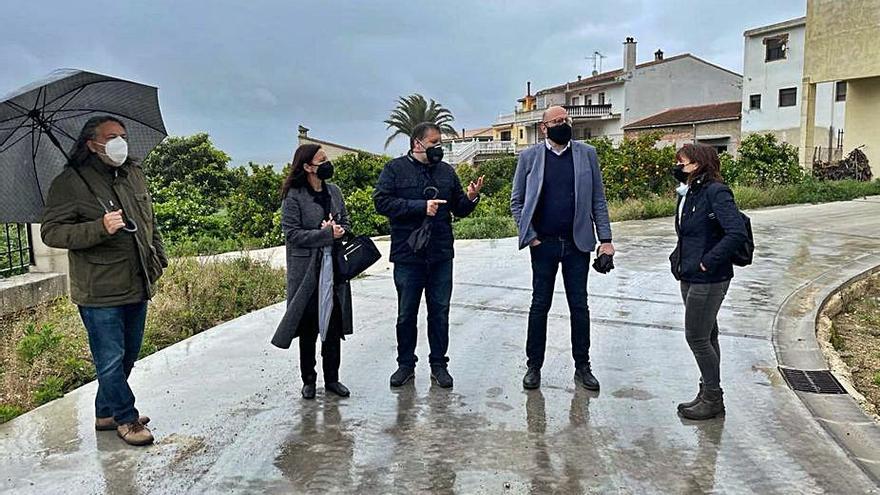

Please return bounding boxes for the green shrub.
[456,157,518,197]
[726,133,804,186]
[59,356,94,387]
[165,235,265,257]
[16,323,64,365]
[453,216,517,239]
[469,184,512,219]
[873,372,880,387]
[588,133,676,201]
[0,404,24,424]
[152,181,232,241]
[345,186,389,236]
[227,163,283,241]
[33,376,65,405]
[332,152,390,193]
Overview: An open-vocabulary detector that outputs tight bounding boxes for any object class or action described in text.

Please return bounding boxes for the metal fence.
[0,223,33,278]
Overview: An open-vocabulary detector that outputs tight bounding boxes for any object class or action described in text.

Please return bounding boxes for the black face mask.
[672,164,690,184]
[546,123,572,146]
[425,145,444,165]
[316,161,334,180]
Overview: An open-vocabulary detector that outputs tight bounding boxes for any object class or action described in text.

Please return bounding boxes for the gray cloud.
[1,0,805,165]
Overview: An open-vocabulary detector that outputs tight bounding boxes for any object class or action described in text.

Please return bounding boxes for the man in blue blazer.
[510,105,614,391]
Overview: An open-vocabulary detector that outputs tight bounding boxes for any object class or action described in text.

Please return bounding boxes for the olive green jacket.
[41,156,168,307]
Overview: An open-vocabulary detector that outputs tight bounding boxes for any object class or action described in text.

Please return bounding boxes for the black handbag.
[334,233,381,282]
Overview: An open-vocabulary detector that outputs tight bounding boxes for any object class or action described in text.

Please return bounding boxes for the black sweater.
[533,147,575,238]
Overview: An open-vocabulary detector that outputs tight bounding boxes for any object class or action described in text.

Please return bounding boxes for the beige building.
[296,125,375,160]
[623,101,742,156]
[799,0,880,174]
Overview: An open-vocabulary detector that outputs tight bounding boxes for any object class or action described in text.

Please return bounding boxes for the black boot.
[390,366,415,388]
[430,365,454,389]
[325,381,350,397]
[677,382,704,412]
[574,365,600,391]
[523,367,541,390]
[680,388,724,420]
[301,383,316,400]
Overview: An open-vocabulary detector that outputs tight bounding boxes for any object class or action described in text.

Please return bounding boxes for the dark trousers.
[680,281,730,390]
[527,238,591,369]
[78,302,148,425]
[393,259,453,369]
[298,289,342,384]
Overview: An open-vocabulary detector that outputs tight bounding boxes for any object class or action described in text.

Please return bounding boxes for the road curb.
[773,252,880,484]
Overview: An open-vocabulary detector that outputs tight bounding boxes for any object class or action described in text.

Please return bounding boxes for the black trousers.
[680,281,730,390]
[298,288,342,384]
[526,237,592,369]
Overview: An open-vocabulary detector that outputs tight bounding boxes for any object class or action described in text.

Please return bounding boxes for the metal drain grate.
[779,367,847,394]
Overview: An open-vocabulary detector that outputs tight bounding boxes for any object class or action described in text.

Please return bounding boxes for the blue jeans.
[78,302,147,424]
[393,259,453,368]
[527,237,592,369]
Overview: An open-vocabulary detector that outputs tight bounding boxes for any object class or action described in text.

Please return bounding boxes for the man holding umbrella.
[374,122,483,389]
[41,116,167,446]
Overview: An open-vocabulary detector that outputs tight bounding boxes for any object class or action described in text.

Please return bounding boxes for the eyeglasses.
[542,116,572,127]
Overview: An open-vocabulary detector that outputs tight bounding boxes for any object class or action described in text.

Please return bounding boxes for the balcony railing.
[495,104,615,126]
[564,104,613,118]
[445,140,516,165]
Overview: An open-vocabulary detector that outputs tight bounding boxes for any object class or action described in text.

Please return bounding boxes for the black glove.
[592,250,615,274]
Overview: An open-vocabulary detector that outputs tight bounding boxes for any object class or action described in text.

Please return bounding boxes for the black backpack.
[731,213,754,267]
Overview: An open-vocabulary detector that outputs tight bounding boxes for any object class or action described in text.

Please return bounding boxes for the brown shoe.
[116,421,154,446]
[96,415,151,431]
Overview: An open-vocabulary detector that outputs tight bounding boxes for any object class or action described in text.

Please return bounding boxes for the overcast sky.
[2,0,805,166]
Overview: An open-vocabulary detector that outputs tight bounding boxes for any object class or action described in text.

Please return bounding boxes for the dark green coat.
[41,157,168,307]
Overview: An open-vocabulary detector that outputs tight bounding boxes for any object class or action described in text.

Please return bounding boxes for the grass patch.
[0,257,285,424]
[453,216,518,240]
[830,276,880,414]
[165,235,271,257]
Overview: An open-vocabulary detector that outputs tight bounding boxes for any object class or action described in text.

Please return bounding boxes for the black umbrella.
[407,186,440,253]
[0,69,167,223]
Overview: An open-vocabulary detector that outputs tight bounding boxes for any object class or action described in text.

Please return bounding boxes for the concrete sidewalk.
[2,199,880,494]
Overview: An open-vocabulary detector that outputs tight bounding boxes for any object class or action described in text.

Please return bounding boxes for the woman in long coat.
[272,144,353,399]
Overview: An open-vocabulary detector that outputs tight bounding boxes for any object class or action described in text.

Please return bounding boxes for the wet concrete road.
[3,198,880,494]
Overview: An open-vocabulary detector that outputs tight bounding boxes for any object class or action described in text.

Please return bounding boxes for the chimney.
[623,37,637,73]
[461,128,466,138]
[297,125,309,138]
[527,81,531,96]
[577,75,582,81]
[654,49,664,61]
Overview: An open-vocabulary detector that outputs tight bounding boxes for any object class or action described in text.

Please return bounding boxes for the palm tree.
[384,94,457,149]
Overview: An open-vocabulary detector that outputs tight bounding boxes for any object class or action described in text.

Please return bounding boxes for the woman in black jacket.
[670,144,748,420]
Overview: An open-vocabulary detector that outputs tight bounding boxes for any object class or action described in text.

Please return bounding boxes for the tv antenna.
[586,51,606,76]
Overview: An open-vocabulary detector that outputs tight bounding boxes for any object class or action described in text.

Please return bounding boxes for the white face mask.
[95,136,129,166]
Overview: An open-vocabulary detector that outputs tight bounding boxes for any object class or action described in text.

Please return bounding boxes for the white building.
[741,17,846,160]
[493,38,743,149]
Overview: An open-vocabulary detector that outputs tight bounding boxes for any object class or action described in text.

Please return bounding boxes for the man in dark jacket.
[510,105,614,392]
[41,116,167,446]
[373,122,483,388]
